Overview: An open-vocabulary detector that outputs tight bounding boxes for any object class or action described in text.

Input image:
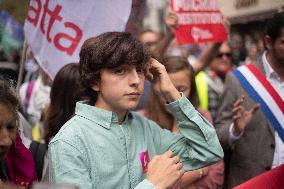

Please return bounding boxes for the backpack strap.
[29,141,47,181]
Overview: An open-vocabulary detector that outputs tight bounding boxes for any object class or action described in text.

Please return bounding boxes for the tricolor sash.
[232,64,284,142]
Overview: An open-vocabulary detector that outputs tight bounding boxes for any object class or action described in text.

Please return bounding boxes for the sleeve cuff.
[229,123,243,144]
[134,179,156,189]
[166,92,197,120]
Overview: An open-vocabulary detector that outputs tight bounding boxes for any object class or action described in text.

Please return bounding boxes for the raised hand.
[232,96,260,136]
[146,58,180,103]
[147,150,184,189]
[165,13,178,34]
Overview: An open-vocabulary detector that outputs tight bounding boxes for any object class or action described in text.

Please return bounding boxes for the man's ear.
[263,35,272,50]
[91,82,100,92]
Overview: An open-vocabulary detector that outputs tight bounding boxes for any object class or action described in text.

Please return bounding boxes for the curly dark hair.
[79,32,151,104]
[264,12,284,43]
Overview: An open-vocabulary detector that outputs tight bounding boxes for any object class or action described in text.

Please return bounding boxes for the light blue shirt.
[49,94,223,189]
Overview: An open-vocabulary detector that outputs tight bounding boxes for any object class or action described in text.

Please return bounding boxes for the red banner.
[171,0,227,44]
[233,164,284,189]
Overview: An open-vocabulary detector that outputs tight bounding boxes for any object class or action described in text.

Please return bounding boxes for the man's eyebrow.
[114,64,129,69]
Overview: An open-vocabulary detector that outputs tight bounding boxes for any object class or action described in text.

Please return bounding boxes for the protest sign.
[171,0,227,44]
[24,0,131,78]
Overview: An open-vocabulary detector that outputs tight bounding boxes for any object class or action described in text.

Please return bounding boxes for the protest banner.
[171,0,227,44]
[233,164,284,189]
[24,0,131,78]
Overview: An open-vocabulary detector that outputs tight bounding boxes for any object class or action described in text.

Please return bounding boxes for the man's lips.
[125,92,141,96]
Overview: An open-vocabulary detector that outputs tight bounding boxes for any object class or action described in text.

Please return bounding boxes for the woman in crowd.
[141,56,224,189]
[0,79,37,188]
[44,63,84,144]
[37,63,85,181]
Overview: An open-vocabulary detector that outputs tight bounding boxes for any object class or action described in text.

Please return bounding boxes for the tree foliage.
[0,0,29,23]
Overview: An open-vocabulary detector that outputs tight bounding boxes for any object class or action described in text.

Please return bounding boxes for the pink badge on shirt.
[139,150,150,173]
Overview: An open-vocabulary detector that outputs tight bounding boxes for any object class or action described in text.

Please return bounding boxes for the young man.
[215,12,284,188]
[48,32,223,189]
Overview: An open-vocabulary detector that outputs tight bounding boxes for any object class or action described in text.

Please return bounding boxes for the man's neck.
[117,111,127,125]
[94,98,127,124]
[266,51,284,81]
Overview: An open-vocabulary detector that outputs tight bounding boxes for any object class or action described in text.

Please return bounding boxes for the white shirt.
[229,52,284,168]
[262,52,284,168]
[19,75,51,125]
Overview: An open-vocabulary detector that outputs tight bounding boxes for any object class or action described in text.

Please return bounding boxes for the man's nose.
[129,69,141,85]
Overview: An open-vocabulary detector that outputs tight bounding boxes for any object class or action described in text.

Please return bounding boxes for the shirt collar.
[75,101,133,129]
[262,51,278,79]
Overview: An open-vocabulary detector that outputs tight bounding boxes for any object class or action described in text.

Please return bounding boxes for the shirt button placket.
[119,124,133,188]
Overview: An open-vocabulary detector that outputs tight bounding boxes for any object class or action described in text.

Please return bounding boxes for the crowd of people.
[0,9,283,189]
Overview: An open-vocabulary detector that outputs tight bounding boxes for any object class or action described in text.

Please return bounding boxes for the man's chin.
[127,102,140,110]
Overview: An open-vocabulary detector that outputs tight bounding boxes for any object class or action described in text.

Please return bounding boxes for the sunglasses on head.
[216,52,232,58]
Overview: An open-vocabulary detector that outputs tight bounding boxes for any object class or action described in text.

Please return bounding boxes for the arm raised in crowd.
[146,58,224,167]
[151,13,223,75]
[151,13,177,61]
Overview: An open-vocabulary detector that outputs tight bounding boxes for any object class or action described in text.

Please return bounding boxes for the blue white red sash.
[233,64,284,142]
